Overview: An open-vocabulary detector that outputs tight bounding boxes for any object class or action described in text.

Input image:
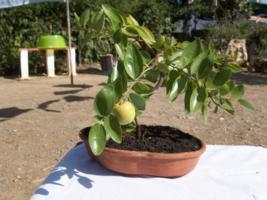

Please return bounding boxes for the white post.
[66,0,74,84]
[46,49,55,77]
[71,48,77,76]
[20,49,29,79]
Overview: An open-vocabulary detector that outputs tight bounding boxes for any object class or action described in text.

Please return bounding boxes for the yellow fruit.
[112,101,135,125]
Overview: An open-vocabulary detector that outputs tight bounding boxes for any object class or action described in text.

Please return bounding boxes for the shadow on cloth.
[34,144,119,196]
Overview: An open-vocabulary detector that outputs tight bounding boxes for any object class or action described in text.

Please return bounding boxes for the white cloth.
[30,144,267,200]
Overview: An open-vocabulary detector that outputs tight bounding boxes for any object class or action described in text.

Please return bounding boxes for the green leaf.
[191,51,208,75]
[126,15,139,26]
[190,85,201,112]
[184,82,202,113]
[157,63,169,74]
[168,51,183,63]
[113,30,127,46]
[201,103,208,123]
[206,74,217,89]
[89,124,106,156]
[144,69,160,83]
[113,77,123,102]
[181,41,190,48]
[110,65,127,101]
[219,81,234,96]
[225,63,242,73]
[132,82,153,96]
[104,115,122,143]
[74,12,80,23]
[93,84,115,116]
[220,99,235,115]
[102,4,124,30]
[117,61,128,93]
[80,9,91,27]
[166,70,180,101]
[115,44,124,61]
[140,50,151,64]
[177,74,187,93]
[167,79,179,102]
[181,40,201,66]
[121,26,138,37]
[184,82,194,113]
[121,122,136,133]
[133,26,155,45]
[213,70,232,87]
[109,66,119,83]
[135,109,142,117]
[230,85,244,100]
[129,93,145,110]
[238,99,255,111]
[198,55,214,79]
[166,71,187,102]
[91,11,105,32]
[197,87,208,103]
[124,44,144,79]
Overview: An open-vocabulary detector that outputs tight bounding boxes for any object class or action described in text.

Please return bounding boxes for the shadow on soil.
[53,84,93,89]
[0,107,33,122]
[64,95,94,102]
[38,100,61,113]
[54,89,86,95]
[232,73,267,85]
[77,67,109,76]
[98,82,106,86]
[37,95,93,113]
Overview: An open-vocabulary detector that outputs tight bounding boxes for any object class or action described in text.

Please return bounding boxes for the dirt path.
[0,71,266,200]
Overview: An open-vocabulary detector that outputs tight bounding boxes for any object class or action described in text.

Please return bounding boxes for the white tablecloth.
[30,144,267,200]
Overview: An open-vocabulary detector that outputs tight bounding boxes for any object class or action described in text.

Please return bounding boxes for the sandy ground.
[0,69,267,200]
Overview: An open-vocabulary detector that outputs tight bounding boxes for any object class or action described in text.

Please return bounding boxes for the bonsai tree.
[88,5,255,156]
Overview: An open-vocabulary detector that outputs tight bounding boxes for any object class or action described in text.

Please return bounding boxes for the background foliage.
[0,0,265,76]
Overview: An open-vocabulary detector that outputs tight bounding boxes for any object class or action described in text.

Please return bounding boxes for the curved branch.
[153,72,164,90]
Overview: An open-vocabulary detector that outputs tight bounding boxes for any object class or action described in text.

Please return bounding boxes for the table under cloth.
[30,144,267,200]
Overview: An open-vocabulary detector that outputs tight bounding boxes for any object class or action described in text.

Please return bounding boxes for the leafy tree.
[87,5,255,155]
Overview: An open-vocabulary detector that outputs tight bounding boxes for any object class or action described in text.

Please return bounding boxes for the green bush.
[247,28,267,58]
[0,0,255,75]
[0,0,178,75]
[207,18,255,51]
[0,3,68,75]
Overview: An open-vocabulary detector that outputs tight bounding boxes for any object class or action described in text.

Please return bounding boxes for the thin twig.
[209,95,224,110]
[134,117,142,141]
[153,73,164,90]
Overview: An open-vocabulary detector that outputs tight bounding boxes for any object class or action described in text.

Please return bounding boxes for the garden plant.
[80,5,255,176]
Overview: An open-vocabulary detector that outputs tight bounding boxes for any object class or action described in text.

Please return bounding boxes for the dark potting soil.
[106,125,202,153]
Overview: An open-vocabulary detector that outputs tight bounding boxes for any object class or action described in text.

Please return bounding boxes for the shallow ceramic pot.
[79,127,206,177]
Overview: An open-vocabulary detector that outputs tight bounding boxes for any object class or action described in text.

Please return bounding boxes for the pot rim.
[102,142,206,160]
[79,127,206,160]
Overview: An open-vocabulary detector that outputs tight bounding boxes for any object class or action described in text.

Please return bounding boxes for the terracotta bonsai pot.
[79,127,206,177]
